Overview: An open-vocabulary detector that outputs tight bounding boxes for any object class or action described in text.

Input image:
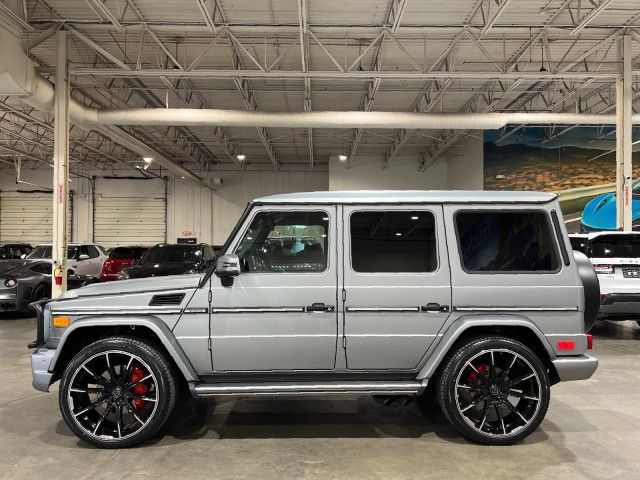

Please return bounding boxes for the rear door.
[342,205,451,370]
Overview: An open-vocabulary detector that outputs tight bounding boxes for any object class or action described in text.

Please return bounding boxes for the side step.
[191,380,426,398]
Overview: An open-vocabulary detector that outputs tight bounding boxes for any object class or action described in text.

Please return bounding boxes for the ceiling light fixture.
[338,155,348,161]
[237,154,246,161]
[143,157,153,163]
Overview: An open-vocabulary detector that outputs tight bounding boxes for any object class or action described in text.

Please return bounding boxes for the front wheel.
[59,337,176,448]
[437,336,550,445]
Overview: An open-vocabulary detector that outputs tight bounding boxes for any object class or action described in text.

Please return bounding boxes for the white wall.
[0,132,483,246]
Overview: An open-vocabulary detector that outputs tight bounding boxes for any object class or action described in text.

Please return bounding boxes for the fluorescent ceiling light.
[237,154,246,161]
[338,155,348,161]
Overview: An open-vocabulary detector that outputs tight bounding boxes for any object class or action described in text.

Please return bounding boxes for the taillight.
[557,340,576,351]
[594,264,613,274]
[587,334,594,350]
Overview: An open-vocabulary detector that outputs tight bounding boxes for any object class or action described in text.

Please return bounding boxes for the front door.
[342,205,452,370]
[210,205,338,371]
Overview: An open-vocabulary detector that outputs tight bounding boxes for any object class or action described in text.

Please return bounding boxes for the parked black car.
[0,260,97,313]
[118,243,216,279]
[0,242,32,260]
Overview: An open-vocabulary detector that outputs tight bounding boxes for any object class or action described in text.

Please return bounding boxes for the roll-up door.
[0,192,73,245]
[93,178,166,248]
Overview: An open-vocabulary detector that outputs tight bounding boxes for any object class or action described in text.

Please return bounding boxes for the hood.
[0,259,28,275]
[124,263,199,279]
[582,193,640,230]
[61,273,202,299]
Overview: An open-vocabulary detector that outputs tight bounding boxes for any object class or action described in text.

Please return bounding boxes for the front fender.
[50,315,198,382]
[415,314,557,380]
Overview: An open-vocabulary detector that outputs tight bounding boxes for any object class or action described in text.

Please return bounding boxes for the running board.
[190,380,426,398]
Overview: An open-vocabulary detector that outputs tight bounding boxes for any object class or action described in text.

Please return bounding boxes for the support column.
[52,30,69,297]
[616,34,633,231]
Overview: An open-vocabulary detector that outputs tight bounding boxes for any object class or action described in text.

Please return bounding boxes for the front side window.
[235,211,328,273]
[350,211,437,273]
[456,211,559,272]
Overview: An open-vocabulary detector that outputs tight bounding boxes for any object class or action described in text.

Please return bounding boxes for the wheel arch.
[416,315,559,384]
[50,316,198,385]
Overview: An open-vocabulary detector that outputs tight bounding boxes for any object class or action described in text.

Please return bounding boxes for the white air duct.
[94,108,634,130]
[0,12,203,185]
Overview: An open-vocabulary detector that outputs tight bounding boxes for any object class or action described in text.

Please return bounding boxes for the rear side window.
[110,247,148,259]
[591,235,640,258]
[350,211,437,273]
[456,211,559,273]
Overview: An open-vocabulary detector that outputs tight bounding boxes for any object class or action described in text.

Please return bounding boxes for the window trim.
[453,208,562,275]
[232,207,332,275]
[347,208,440,275]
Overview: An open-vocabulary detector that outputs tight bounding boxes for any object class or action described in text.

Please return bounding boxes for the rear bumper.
[599,293,640,319]
[552,355,598,382]
[31,347,55,392]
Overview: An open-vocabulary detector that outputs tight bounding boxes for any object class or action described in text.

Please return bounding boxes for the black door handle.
[305,302,335,312]
[421,303,449,313]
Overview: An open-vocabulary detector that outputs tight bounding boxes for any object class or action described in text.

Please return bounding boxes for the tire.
[59,336,177,448]
[31,283,51,302]
[437,335,550,445]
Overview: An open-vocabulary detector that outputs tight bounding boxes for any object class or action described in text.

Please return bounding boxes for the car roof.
[33,243,100,247]
[252,190,557,205]
[569,231,640,240]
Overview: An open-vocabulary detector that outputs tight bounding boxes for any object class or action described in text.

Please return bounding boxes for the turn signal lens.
[52,316,70,328]
[557,340,576,351]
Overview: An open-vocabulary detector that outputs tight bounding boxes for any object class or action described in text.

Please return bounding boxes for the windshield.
[633,180,640,195]
[139,245,201,265]
[590,235,640,258]
[27,245,79,260]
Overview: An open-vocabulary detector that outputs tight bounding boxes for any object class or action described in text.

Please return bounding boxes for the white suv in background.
[26,243,108,278]
[570,232,640,326]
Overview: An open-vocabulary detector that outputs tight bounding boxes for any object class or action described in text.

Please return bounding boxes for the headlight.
[4,277,17,288]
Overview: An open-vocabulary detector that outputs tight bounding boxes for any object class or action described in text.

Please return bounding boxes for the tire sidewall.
[438,336,551,445]
[59,336,176,448]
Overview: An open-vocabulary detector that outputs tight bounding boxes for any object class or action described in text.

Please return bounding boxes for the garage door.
[0,192,72,245]
[93,178,166,248]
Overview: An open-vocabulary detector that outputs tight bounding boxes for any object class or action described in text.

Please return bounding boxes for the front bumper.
[0,291,17,311]
[598,293,640,319]
[552,355,598,381]
[31,347,55,392]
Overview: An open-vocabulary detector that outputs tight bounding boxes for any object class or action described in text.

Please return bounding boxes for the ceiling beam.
[571,0,616,36]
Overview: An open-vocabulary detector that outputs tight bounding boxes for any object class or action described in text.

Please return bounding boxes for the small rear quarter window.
[456,210,560,273]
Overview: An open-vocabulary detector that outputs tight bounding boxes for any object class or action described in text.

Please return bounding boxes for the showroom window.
[350,211,437,273]
[235,211,329,273]
[456,210,559,272]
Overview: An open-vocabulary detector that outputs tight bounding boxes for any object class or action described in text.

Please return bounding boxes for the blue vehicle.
[581,180,640,232]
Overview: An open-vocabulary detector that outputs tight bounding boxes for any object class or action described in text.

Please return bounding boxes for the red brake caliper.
[129,366,148,410]
[467,363,489,384]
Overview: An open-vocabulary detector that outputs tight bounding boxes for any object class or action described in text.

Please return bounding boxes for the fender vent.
[149,293,185,306]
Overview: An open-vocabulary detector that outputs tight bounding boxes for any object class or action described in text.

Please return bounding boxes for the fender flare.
[416,314,557,380]
[50,315,198,382]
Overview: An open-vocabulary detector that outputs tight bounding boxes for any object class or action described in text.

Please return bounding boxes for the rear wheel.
[59,337,176,448]
[437,336,550,445]
[31,283,50,302]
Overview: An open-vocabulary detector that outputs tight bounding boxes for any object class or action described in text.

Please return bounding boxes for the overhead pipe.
[94,108,638,130]
[0,11,205,186]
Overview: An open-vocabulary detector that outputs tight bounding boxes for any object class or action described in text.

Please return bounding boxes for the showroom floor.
[1,317,639,480]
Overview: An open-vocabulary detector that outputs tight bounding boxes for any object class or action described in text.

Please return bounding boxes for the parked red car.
[100,246,149,282]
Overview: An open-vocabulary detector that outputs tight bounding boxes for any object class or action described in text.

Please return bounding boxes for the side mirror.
[78,254,90,260]
[215,253,241,287]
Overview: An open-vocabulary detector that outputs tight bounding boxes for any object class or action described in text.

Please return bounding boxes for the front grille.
[149,293,185,306]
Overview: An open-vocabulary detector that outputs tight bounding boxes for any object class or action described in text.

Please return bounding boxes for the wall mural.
[484,126,640,232]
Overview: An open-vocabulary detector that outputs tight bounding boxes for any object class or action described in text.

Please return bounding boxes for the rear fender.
[416,314,557,380]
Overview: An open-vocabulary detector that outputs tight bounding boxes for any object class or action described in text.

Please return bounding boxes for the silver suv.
[29,190,599,448]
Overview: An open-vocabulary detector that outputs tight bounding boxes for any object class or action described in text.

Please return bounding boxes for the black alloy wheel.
[59,337,176,448]
[437,336,550,445]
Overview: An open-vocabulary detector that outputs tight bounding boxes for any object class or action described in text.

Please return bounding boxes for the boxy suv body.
[29,191,599,448]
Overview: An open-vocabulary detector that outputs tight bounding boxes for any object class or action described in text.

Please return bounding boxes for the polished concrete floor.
[1,315,639,480]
